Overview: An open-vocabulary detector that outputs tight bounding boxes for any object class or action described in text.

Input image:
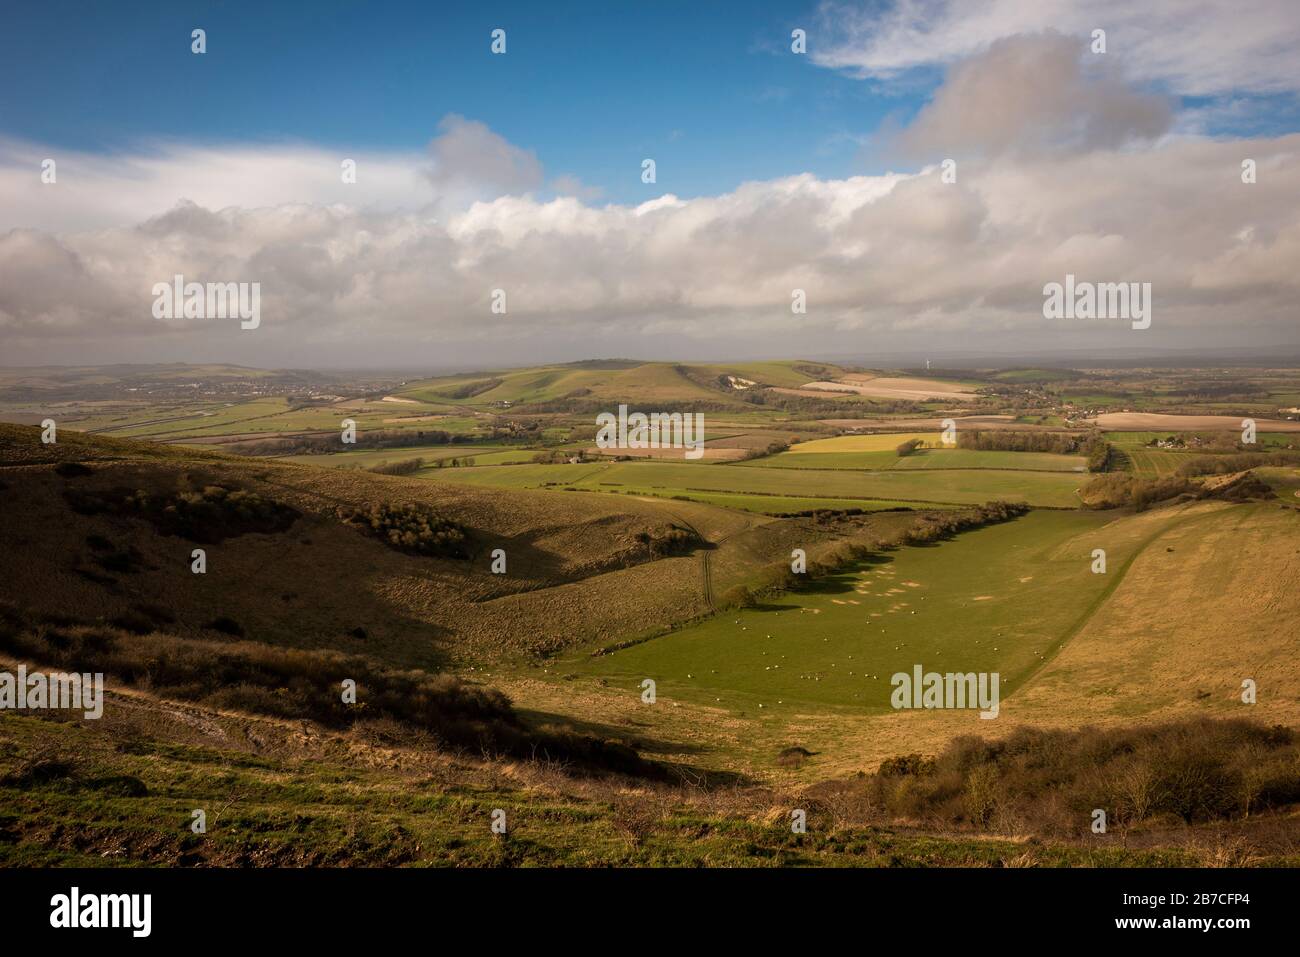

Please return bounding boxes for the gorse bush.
[66,482,299,543]
[864,719,1300,833]
[130,484,298,541]
[0,605,652,776]
[631,524,701,558]
[338,502,469,558]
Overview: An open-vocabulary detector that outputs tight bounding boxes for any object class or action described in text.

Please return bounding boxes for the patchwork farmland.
[2,359,1299,869]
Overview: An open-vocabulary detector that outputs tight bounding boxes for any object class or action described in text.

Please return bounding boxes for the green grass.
[401,362,730,407]
[563,510,1118,712]
[587,488,946,516]
[275,445,516,468]
[0,710,1201,867]
[992,368,1078,383]
[892,449,1086,472]
[1255,466,1300,499]
[1123,448,1191,477]
[742,450,903,470]
[743,447,1086,473]
[102,398,294,437]
[419,460,1086,507]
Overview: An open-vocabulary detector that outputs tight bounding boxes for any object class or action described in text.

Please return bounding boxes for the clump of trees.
[338,502,468,558]
[740,438,793,461]
[1177,450,1300,477]
[233,429,475,457]
[956,429,1113,471]
[896,438,925,456]
[1080,474,1192,510]
[1084,437,1115,472]
[368,457,424,475]
[740,391,924,415]
[957,430,1084,454]
[631,525,702,559]
[532,450,589,464]
[1083,467,1281,510]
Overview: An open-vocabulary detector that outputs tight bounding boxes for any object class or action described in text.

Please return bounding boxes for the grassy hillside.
[3,411,1299,868]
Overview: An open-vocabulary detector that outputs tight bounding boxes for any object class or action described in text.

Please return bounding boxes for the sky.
[1,0,1299,368]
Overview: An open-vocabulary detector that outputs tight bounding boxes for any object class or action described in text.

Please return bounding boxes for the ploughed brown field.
[1088,412,1300,431]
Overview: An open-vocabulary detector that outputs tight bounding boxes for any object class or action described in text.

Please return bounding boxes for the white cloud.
[424,114,544,201]
[888,32,1174,159]
[1,102,1297,365]
[0,138,431,233]
[812,0,1300,98]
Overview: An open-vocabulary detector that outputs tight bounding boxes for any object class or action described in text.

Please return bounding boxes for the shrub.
[862,719,1300,834]
[66,482,299,542]
[368,458,424,476]
[206,616,245,637]
[1080,474,1192,510]
[0,609,655,777]
[338,503,469,559]
[718,585,757,609]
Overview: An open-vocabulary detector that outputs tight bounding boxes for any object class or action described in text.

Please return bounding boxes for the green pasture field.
[419,462,613,488]
[1122,449,1192,477]
[892,448,1087,472]
[56,402,226,432]
[89,396,493,442]
[1255,467,1300,499]
[993,369,1078,383]
[428,449,542,466]
[563,509,1120,712]
[419,459,1086,507]
[741,450,904,470]
[275,445,517,468]
[742,447,1086,472]
[584,488,946,516]
[91,398,293,437]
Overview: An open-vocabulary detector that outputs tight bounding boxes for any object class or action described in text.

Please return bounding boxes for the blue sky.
[1,0,923,203]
